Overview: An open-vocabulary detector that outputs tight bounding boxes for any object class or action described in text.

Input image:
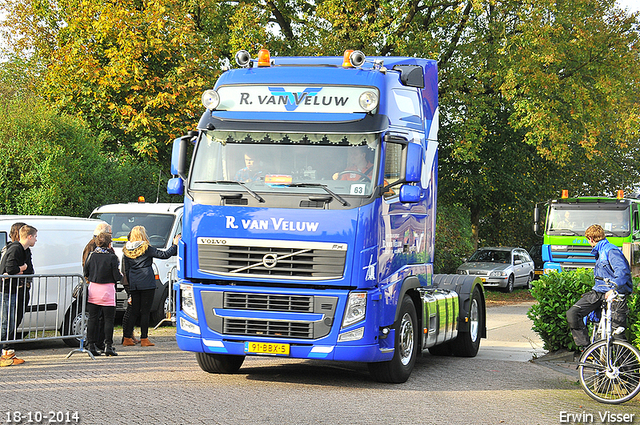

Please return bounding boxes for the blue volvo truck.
[167,49,486,383]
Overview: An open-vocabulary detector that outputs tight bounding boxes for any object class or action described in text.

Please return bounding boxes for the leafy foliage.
[528,270,640,352]
[0,95,169,217]
[0,0,638,248]
[434,202,474,274]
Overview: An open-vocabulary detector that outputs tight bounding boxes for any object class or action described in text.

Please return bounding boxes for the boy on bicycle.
[566,224,633,350]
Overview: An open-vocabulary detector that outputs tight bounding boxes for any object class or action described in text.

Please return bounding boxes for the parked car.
[528,244,544,279]
[457,247,535,292]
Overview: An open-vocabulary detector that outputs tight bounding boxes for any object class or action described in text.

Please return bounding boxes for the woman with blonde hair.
[122,225,180,346]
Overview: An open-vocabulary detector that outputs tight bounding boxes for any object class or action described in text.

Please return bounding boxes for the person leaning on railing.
[0,224,37,367]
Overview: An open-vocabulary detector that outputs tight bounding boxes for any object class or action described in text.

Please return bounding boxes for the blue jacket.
[591,239,633,294]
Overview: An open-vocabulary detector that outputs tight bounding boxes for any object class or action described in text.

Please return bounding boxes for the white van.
[89,202,183,325]
[0,215,106,345]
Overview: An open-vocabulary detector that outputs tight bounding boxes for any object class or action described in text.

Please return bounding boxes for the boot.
[140,338,155,347]
[104,345,118,356]
[122,337,136,346]
[88,343,102,356]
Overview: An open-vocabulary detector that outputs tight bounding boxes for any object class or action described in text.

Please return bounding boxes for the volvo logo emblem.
[262,253,278,269]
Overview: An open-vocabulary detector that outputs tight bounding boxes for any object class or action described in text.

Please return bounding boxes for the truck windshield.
[189,130,380,197]
[546,205,631,237]
[90,213,176,248]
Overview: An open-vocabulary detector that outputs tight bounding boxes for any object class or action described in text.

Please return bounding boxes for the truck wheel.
[196,352,245,374]
[368,295,417,383]
[450,286,484,357]
[503,275,514,293]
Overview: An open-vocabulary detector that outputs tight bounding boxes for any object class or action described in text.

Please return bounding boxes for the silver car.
[456,247,535,292]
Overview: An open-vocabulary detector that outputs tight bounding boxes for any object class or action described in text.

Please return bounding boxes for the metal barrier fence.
[0,273,92,359]
[154,266,178,329]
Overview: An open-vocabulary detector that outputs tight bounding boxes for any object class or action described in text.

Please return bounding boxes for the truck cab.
[534,191,640,274]
[168,50,485,383]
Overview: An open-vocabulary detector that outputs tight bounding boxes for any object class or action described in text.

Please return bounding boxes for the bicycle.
[577,277,640,404]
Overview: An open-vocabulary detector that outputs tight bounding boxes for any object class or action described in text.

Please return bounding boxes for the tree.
[0,93,165,217]
[0,0,224,161]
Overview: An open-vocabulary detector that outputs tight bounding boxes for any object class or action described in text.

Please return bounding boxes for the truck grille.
[550,245,594,269]
[200,291,338,340]
[223,319,312,338]
[224,293,313,312]
[197,238,347,280]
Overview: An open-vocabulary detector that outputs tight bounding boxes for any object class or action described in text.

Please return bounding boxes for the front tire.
[578,340,640,404]
[196,352,245,374]
[368,295,418,383]
[503,275,514,293]
[450,286,484,357]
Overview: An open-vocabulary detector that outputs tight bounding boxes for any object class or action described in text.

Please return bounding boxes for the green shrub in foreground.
[527,269,640,352]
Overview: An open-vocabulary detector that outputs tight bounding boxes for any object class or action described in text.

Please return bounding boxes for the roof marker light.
[257,49,271,67]
[617,190,624,199]
[342,50,354,67]
[561,190,569,199]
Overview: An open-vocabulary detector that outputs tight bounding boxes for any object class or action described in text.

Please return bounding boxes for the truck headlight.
[359,91,378,112]
[202,89,220,110]
[181,284,198,320]
[342,292,366,328]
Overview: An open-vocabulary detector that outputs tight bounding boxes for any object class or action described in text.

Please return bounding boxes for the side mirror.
[167,177,184,195]
[171,133,197,180]
[399,185,420,203]
[403,143,422,183]
[533,206,540,234]
[514,259,522,265]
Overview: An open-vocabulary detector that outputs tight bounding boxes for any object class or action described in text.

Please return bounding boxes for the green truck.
[534,191,640,274]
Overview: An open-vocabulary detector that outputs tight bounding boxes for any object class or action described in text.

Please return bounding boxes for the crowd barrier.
[0,273,93,359]
[154,266,178,329]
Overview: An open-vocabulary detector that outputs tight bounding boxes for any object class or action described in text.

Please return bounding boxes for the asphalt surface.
[1,302,638,425]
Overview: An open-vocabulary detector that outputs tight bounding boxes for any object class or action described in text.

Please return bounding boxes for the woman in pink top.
[83,232,122,356]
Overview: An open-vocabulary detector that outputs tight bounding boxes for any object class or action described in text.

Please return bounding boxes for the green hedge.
[527,269,640,352]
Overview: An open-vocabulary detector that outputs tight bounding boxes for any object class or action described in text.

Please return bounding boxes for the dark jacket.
[84,249,122,284]
[592,239,633,295]
[0,241,29,291]
[122,241,177,291]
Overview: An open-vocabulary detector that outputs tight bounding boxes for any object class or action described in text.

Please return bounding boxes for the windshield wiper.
[194,180,265,203]
[288,183,349,206]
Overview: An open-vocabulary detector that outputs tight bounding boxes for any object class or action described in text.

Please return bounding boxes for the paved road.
[1,302,637,425]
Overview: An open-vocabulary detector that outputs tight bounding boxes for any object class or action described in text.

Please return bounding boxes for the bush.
[0,96,173,217]
[528,269,640,352]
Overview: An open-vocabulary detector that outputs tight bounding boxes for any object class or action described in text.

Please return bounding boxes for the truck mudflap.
[432,274,486,338]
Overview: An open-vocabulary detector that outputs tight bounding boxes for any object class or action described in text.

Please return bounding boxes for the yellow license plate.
[244,342,290,356]
[535,270,543,275]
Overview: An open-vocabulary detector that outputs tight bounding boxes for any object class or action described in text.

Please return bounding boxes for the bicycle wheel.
[578,340,640,404]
